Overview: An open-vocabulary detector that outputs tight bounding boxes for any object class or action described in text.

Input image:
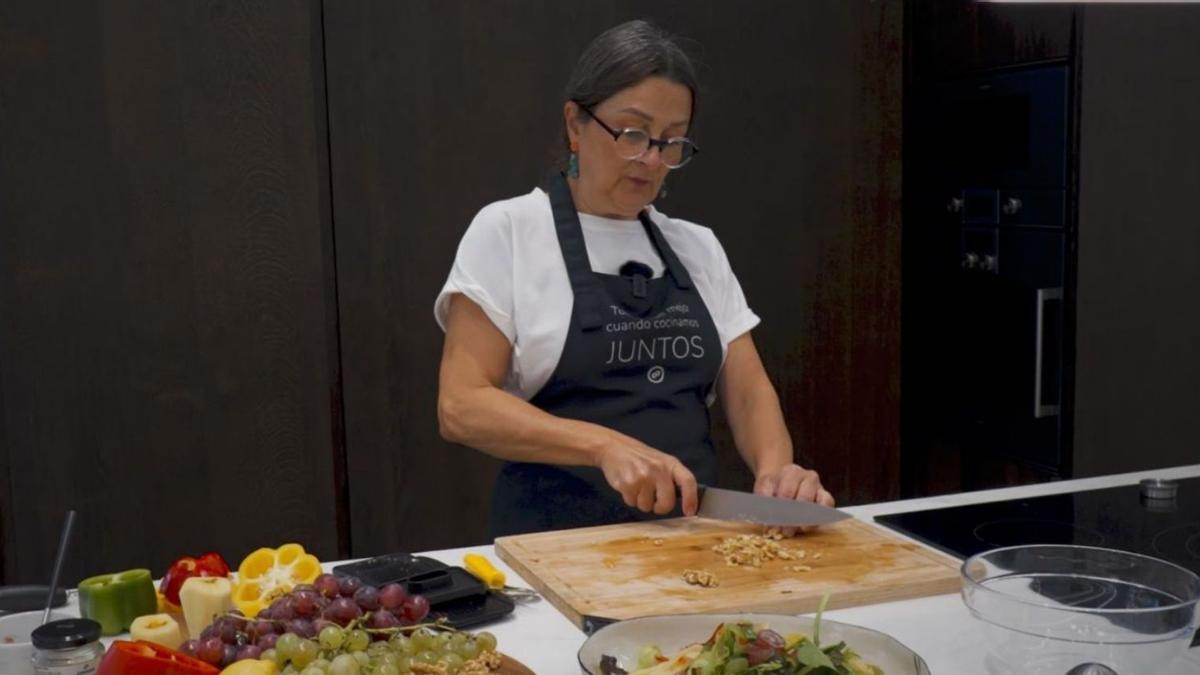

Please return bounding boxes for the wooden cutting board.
[495,517,961,630]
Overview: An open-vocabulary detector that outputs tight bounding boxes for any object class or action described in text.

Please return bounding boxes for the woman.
[436,20,833,538]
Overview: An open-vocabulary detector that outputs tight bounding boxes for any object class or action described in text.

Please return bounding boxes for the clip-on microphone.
[619,260,653,299]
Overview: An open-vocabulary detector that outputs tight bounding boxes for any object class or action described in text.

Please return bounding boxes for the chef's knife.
[696,485,851,526]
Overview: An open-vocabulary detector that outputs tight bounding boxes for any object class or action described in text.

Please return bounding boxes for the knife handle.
[463,553,506,590]
[0,585,68,613]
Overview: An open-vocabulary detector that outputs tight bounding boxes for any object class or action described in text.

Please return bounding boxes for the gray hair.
[557,20,699,167]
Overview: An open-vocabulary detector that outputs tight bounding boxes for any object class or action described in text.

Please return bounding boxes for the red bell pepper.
[97,640,218,675]
[159,552,231,606]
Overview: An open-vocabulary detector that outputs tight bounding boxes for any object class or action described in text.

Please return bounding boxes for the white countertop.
[427,464,1200,674]
[58,464,1200,673]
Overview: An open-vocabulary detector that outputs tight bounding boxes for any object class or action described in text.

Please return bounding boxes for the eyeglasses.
[576,104,699,169]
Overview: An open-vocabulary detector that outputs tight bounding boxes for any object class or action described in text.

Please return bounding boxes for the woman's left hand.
[753,464,835,536]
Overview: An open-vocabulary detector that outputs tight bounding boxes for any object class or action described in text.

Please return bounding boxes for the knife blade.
[696,486,851,526]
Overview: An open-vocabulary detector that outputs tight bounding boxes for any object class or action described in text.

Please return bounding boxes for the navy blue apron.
[488,174,723,537]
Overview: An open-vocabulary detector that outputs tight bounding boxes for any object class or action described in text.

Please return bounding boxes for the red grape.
[368,609,401,631]
[179,640,199,658]
[323,597,363,626]
[353,585,380,611]
[292,589,319,617]
[247,619,275,641]
[756,629,786,649]
[337,575,363,598]
[217,619,239,644]
[235,645,262,661]
[287,618,317,639]
[746,641,775,666]
[314,573,340,599]
[220,644,237,668]
[197,636,225,665]
[400,595,430,624]
[256,634,278,651]
[379,583,408,610]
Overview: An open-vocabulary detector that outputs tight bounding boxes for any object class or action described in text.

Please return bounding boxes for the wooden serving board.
[495,517,961,630]
[497,654,535,674]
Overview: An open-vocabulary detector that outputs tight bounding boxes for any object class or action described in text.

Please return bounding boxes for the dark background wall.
[0,0,902,582]
[0,1,341,585]
[1072,5,1200,476]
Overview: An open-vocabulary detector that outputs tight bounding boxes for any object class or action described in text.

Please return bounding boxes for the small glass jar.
[30,618,103,675]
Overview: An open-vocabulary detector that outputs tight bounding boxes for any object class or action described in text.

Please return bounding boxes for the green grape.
[293,639,321,668]
[367,641,390,656]
[395,655,413,674]
[389,634,413,656]
[723,656,750,674]
[300,667,325,675]
[319,625,346,650]
[457,637,480,661]
[448,632,468,651]
[410,627,436,651]
[276,633,302,661]
[376,665,400,675]
[432,631,453,652]
[261,648,278,664]
[413,650,438,665]
[353,651,370,667]
[329,653,360,675]
[474,631,497,653]
[346,629,370,653]
[309,659,331,672]
[441,652,465,673]
[281,665,300,675]
[375,652,399,668]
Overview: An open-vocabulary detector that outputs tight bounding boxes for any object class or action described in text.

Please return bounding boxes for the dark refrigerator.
[903,64,1074,493]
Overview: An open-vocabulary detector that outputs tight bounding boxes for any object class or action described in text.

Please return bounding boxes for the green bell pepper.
[78,568,158,635]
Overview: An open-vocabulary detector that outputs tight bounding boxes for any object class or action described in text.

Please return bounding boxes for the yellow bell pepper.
[219,659,277,675]
[231,543,321,618]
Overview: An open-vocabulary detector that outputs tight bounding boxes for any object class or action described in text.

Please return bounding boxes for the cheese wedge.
[179,575,233,638]
[130,613,184,650]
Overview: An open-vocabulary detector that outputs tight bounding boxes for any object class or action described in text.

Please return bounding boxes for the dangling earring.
[564,148,578,177]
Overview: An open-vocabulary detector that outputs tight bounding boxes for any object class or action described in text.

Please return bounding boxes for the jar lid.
[31,618,101,650]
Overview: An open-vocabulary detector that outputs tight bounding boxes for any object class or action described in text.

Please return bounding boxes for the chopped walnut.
[682,568,720,587]
[712,534,801,567]
[460,651,504,674]
[652,538,665,546]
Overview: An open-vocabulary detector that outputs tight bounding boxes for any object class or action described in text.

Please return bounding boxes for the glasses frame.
[575,103,700,169]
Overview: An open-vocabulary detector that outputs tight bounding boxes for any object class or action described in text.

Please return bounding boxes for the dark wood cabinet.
[1072,5,1200,477]
[0,1,341,584]
[909,1,1074,81]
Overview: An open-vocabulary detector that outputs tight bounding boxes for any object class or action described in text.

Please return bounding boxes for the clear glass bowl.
[961,545,1200,674]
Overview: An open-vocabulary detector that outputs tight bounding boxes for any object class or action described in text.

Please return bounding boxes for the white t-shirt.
[434,187,760,400]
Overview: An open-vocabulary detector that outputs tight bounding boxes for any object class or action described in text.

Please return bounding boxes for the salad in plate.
[600,618,883,675]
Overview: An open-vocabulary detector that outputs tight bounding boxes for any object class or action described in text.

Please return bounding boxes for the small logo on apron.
[647,365,665,384]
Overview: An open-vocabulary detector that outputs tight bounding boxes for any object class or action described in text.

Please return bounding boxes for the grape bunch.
[180,573,454,673]
[270,624,498,675]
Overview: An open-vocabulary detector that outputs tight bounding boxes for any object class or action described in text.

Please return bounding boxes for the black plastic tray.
[332,553,514,628]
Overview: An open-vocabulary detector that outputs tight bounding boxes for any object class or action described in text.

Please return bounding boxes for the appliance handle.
[1034,287,1062,418]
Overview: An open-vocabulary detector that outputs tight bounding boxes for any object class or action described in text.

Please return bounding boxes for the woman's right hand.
[595,434,699,516]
